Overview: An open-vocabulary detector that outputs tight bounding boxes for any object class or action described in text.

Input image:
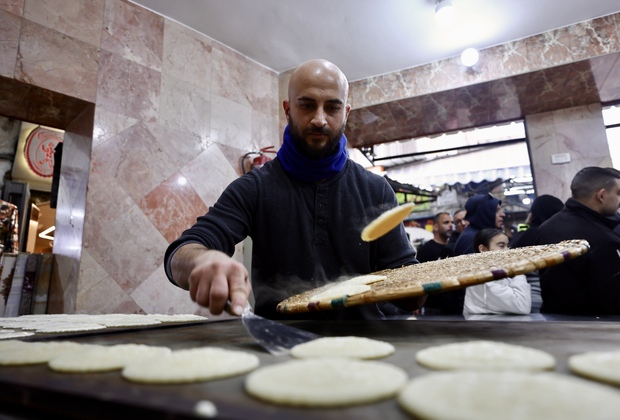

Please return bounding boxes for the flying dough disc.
[361,203,415,242]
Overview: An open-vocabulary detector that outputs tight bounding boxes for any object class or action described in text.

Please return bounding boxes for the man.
[511,194,564,248]
[453,194,505,257]
[416,212,453,262]
[164,59,419,320]
[440,208,468,258]
[535,167,620,315]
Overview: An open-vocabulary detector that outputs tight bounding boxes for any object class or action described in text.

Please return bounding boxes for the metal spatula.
[229,302,322,356]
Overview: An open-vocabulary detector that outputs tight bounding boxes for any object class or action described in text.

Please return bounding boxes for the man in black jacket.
[535,167,620,315]
[164,59,420,320]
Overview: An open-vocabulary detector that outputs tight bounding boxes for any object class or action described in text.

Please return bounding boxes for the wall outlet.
[551,153,571,164]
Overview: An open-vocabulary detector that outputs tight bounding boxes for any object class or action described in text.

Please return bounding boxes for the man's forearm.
[169,243,210,289]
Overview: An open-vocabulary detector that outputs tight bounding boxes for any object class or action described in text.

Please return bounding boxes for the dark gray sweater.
[164,157,416,319]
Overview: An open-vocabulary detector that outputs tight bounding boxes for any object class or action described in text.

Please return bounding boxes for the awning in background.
[350,142,532,189]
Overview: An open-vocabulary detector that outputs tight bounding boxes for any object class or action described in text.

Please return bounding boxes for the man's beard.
[288,116,346,160]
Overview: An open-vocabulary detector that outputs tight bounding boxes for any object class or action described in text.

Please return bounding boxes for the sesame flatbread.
[290,336,395,360]
[122,347,259,384]
[245,358,407,407]
[569,350,620,386]
[361,203,415,242]
[415,340,556,371]
[398,371,620,420]
[277,240,589,314]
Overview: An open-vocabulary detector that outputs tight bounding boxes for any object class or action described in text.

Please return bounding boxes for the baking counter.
[0,317,619,419]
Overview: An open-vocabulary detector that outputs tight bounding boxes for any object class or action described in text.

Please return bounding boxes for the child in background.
[463,228,531,316]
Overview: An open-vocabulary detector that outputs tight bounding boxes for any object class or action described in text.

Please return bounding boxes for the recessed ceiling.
[130,0,620,81]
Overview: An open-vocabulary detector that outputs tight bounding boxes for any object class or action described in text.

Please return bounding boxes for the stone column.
[525,104,612,201]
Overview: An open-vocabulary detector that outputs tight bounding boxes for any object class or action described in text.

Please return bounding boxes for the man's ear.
[283,100,290,122]
[595,188,607,203]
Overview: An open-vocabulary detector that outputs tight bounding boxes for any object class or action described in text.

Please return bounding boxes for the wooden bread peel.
[277,240,589,314]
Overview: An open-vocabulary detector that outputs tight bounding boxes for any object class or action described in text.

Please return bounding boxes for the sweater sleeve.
[483,275,532,315]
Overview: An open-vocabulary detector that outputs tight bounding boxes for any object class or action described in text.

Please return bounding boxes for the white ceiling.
[130,0,620,81]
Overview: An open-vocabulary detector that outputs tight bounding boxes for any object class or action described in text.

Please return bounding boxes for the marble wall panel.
[210,95,253,151]
[23,0,105,47]
[101,0,164,71]
[159,74,211,139]
[130,265,211,316]
[97,50,160,122]
[0,0,23,16]
[211,41,252,108]
[162,19,212,90]
[570,15,620,63]
[0,76,92,129]
[83,175,169,295]
[16,20,99,102]
[598,53,620,102]
[0,9,20,77]
[485,39,531,81]
[51,105,94,313]
[146,122,209,172]
[94,122,177,203]
[92,107,138,149]
[77,249,142,313]
[181,143,239,207]
[139,172,209,244]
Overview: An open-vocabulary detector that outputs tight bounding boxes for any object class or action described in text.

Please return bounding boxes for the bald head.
[283,59,351,160]
[288,59,349,103]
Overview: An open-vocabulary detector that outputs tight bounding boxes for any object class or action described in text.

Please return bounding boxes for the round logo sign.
[24,127,62,178]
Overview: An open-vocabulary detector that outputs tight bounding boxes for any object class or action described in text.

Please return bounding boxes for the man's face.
[434,214,453,241]
[495,204,506,228]
[453,210,468,233]
[601,179,620,216]
[287,113,346,160]
[284,68,351,160]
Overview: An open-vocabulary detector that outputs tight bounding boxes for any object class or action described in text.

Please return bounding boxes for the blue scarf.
[277,125,348,182]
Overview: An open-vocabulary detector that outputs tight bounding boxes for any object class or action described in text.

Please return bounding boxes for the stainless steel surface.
[240,304,322,356]
[228,301,322,355]
[0,317,619,419]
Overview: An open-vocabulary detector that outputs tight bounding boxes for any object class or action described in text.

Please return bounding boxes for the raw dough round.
[398,370,620,420]
[291,336,395,359]
[569,350,620,386]
[341,274,387,285]
[245,358,407,407]
[0,341,91,365]
[415,340,555,370]
[49,344,172,373]
[122,347,259,384]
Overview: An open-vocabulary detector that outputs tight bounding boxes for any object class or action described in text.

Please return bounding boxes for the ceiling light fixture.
[461,48,479,67]
[435,0,456,27]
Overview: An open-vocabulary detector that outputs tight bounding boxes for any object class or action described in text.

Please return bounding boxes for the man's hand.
[170,244,251,316]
